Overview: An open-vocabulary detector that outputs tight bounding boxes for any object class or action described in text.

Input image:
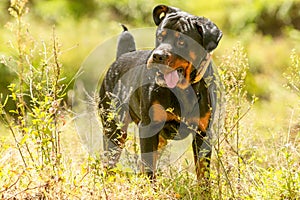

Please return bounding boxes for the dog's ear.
[196,17,223,52]
[153,5,178,26]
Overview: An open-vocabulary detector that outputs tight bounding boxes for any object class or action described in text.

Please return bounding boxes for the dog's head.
[147,5,222,89]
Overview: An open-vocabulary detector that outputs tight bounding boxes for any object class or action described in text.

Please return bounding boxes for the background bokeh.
[0,0,299,106]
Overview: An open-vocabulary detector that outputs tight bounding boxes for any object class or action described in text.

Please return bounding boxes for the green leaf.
[20,134,29,145]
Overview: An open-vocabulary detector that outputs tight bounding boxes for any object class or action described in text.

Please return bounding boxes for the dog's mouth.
[155,67,185,88]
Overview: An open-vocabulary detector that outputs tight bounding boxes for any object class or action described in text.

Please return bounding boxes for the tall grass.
[0,0,68,198]
[209,43,257,199]
[284,49,300,96]
[208,44,300,199]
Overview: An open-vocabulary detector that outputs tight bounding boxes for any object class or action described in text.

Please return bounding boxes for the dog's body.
[99,5,222,182]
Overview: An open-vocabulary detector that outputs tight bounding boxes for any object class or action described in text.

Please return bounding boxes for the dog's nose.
[152,50,170,63]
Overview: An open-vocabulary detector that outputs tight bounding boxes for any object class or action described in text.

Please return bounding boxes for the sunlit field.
[0,0,299,199]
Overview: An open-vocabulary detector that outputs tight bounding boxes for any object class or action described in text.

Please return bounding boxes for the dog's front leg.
[192,133,212,192]
[139,126,159,180]
[139,119,162,180]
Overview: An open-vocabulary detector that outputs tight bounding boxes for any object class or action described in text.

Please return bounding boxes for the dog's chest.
[149,86,201,118]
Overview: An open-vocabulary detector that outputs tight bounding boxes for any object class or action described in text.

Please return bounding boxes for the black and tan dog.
[99,5,222,182]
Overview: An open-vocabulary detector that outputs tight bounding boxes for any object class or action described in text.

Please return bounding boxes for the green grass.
[1,42,299,199]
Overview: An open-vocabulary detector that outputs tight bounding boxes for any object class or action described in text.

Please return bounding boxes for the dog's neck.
[192,53,212,84]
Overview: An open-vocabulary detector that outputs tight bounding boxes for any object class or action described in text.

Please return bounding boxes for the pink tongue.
[164,70,179,88]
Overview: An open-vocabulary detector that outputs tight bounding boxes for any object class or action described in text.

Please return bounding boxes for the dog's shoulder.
[110,50,152,80]
[102,50,152,91]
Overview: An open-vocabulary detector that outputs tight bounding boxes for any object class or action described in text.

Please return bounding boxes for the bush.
[0,1,67,197]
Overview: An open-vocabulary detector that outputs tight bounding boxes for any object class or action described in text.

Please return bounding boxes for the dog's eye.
[157,35,163,42]
[177,39,185,47]
[177,67,184,74]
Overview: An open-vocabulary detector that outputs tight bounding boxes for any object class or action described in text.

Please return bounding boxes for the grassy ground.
[0,46,299,199]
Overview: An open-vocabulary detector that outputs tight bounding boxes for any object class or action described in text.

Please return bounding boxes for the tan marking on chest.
[189,111,211,132]
[151,101,180,123]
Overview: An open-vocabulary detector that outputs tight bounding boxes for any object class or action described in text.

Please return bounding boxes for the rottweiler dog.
[99,5,222,182]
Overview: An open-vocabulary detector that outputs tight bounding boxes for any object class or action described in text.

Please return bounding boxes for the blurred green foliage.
[1,0,299,33]
[0,0,300,107]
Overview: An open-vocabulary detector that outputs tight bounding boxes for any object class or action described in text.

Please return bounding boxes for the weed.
[0,0,68,198]
[284,49,300,96]
[211,42,258,199]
